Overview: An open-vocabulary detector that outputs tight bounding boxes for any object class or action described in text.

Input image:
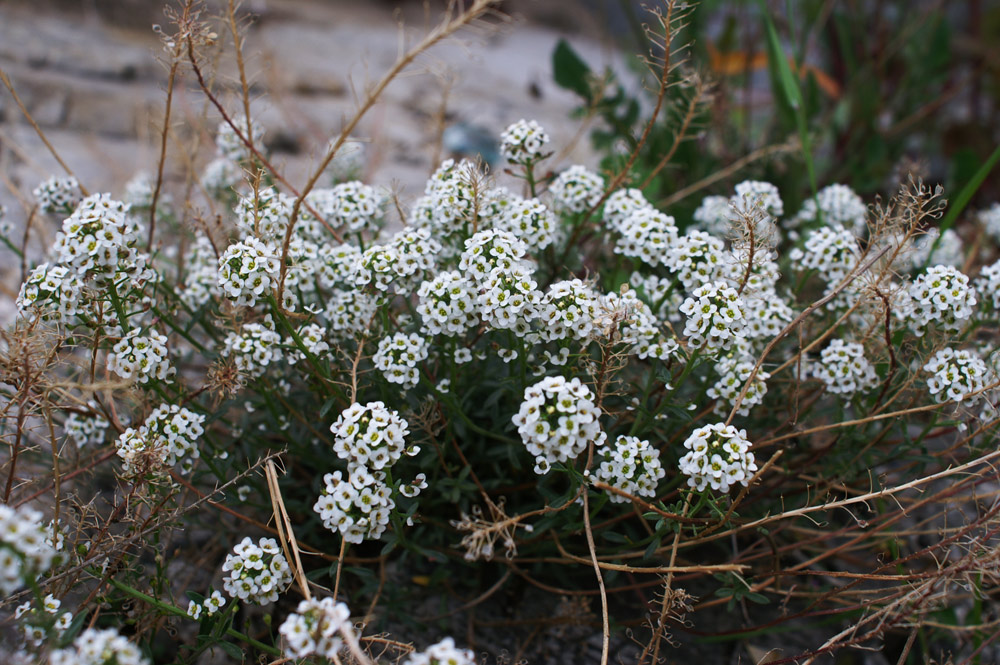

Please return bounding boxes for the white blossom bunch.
[477,263,543,331]
[18,593,73,647]
[789,224,859,282]
[180,235,223,309]
[459,229,529,283]
[223,322,284,378]
[664,230,728,292]
[286,323,330,365]
[64,407,110,447]
[52,193,151,285]
[810,340,878,397]
[679,423,758,492]
[923,348,990,407]
[679,281,747,353]
[908,228,964,269]
[499,196,557,250]
[324,139,367,183]
[417,270,479,336]
[731,180,784,219]
[614,207,678,267]
[693,195,734,235]
[538,278,601,342]
[402,637,476,665]
[603,188,652,232]
[791,183,866,234]
[313,180,382,234]
[218,236,280,307]
[707,356,769,416]
[903,265,976,336]
[596,287,678,359]
[0,505,57,595]
[107,329,172,384]
[412,159,479,239]
[216,115,265,162]
[723,246,781,296]
[355,227,441,292]
[221,536,293,605]
[313,469,395,543]
[549,165,604,214]
[187,590,227,620]
[279,597,352,660]
[49,627,149,665]
[123,172,155,210]
[499,119,550,165]
[980,202,1000,243]
[593,435,665,502]
[16,263,84,321]
[741,290,794,342]
[235,187,292,242]
[512,376,602,474]
[629,273,684,323]
[33,176,82,215]
[323,289,378,337]
[201,157,243,198]
[115,403,205,476]
[373,332,429,388]
[317,243,363,290]
[975,259,1000,310]
[331,401,414,473]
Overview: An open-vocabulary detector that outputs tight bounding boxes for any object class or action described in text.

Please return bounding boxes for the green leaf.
[217,641,245,660]
[552,39,593,101]
[939,143,1000,234]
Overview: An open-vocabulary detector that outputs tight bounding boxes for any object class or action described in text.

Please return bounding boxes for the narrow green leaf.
[552,39,593,101]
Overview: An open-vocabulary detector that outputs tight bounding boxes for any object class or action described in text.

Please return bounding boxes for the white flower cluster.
[665,230,727,292]
[411,159,479,240]
[924,348,990,407]
[603,188,651,232]
[223,322,284,378]
[180,235,223,309]
[593,435,665,502]
[108,329,172,384]
[216,115,265,162]
[789,224,859,282]
[459,229,528,282]
[314,467,421,543]
[417,271,479,336]
[402,637,476,665]
[355,227,440,292]
[235,187,292,242]
[693,195,733,235]
[512,376,602,475]
[499,119,550,165]
[538,279,600,342]
[331,401,414,474]
[279,597,352,660]
[325,139,367,183]
[679,423,758,493]
[614,207,678,267]
[976,259,1000,311]
[373,332,428,388]
[498,196,557,250]
[903,265,976,336]
[707,356,769,416]
[186,590,226,620]
[596,287,677,359]
[324,289,378,337]
[221,536,292,605]
[908,228,963,269]
[679,281,746,353]
[202,157,243,198]
[0,505,57,595]
[49,628,148,665]
[810,340,878,397]
[218,236,280,308]
[16,263,84,321]
[478,264,542,331]
[53,193,151,285]
[630,272,684,323]
[286,323,330,365]
[123,172,155,210]
[115,403,205,476]
[33,176,82,215]
[315,180,382,234]
[64,407,110,447]
[731,180,784,219]
[549,165,604,214]
[791,183,867,234]
[980,202,1000,243]
[18,593,73,647]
